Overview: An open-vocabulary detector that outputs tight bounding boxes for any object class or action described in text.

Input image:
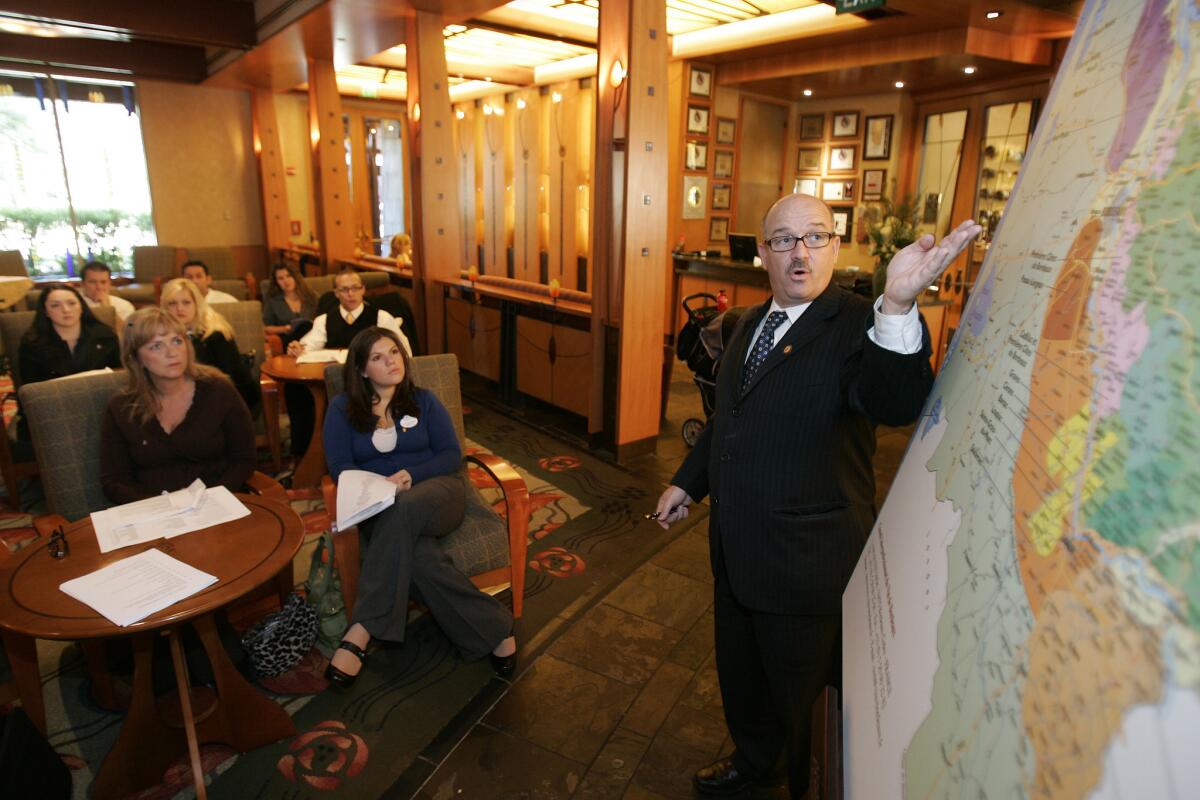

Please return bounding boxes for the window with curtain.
[0,70,156,277]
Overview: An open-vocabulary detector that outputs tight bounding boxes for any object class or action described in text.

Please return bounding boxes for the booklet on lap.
[336,470,397,531]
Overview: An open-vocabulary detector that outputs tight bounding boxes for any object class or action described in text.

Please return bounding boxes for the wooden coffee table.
[261,354,337,488]
[0,494,304,800]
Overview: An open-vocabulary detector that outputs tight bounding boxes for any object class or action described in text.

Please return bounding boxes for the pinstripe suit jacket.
[672,285,933,615]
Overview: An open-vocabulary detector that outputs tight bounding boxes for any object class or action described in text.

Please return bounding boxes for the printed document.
[335,469,396,531]
[90,479,251,553]
[59,548,218,627]
[296,349,347,364]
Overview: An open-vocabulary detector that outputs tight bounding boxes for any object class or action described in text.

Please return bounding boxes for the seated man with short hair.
[181,259,239,305]
[288,268,411,356]
[81,260,135,322]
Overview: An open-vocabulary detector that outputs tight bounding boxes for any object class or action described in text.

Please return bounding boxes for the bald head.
[761,193,835,241]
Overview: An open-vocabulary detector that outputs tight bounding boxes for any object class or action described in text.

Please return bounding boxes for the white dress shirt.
[744,295,923,362]
[206,288,240,305]
[298,304,412,355]
[84,293,135,323]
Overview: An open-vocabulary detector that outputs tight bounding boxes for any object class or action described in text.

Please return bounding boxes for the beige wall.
[137,80,264,247]
[273,92,316,247]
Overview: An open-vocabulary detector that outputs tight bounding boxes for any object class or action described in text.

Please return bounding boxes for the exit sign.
[836,0,886,13]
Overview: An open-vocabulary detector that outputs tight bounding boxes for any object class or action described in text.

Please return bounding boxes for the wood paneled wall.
[306,59,356,267]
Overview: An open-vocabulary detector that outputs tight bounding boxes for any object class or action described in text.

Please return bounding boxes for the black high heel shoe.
[325,639,368,689]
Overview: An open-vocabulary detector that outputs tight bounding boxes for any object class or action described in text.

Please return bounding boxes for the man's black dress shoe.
[490,651,516,678]
[693,759,780,796]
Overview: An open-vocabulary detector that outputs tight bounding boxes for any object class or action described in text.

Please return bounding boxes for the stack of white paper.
[336,469,397,531]
[59,549,218,627]
[90,479,252,554]
[296,349,347,364]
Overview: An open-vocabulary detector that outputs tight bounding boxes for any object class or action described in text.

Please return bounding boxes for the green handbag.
[305,530,349,655]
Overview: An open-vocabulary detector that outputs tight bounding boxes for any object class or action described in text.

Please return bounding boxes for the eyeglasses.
[335,285,365,295]
[765,232,835,252]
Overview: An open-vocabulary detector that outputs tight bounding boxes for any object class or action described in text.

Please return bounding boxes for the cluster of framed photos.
[795,110,893,205]
[683,64,738,243]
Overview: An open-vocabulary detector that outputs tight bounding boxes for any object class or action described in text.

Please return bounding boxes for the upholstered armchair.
[320,353,528,618]
[207,300,282,473]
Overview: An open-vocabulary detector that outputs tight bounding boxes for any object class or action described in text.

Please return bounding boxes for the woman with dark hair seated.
[160,277,261,414]
[322,326,516,687]
[101,307,256,503]
[262,261,318,346]
[19,284,120,386]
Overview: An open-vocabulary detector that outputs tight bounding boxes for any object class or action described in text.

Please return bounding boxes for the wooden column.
[406,10,464,352]
[307,59,355,269]
[510,89,541,283]
[590,0,669,458]
[251,89,291,254]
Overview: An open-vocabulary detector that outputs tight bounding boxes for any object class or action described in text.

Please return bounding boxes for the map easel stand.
[806,685,843,800]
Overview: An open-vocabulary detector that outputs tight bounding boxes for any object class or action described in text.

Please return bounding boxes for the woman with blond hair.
[100,307,256,503]
[160,277,259,412]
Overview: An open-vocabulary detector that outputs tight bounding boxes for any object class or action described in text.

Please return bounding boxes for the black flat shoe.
[324,639,368,689]
[490,651,516,678]
[692,758,782,796]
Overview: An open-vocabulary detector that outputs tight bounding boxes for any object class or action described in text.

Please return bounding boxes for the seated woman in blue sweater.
[323,327,516,687]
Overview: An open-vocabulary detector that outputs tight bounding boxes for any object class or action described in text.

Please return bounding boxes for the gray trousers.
[355,474,513,661]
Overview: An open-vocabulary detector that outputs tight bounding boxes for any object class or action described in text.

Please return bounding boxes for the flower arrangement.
[859,194,922,298]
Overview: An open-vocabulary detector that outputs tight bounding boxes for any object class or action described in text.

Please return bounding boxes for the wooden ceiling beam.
[0,31,207,82]
[0,0,257,48]
[964,25,1052,65]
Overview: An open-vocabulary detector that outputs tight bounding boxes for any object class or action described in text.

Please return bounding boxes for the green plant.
[859,194,922,298]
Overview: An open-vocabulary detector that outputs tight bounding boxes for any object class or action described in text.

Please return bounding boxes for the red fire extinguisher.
[716,288,729,313]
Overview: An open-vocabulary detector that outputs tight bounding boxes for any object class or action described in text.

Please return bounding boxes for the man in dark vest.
[288,267,411,355]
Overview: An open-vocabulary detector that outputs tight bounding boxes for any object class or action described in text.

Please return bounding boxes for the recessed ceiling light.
[894,81,905,89]
[963,66,977,74]
[986,10,1003,19]
[803,89,813,97]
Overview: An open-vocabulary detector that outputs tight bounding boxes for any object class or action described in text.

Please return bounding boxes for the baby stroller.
[676,293,745,446]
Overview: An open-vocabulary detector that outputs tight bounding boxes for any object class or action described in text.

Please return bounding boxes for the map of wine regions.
[843,0,1200,797]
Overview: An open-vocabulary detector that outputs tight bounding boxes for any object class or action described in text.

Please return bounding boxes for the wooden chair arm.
[465,453,529,609]
[266,333,284,357]
[246,471,287,504]
[321,474,361,612]
[245,272,258,301]
[321,474,337,513]
[33,513,70,540]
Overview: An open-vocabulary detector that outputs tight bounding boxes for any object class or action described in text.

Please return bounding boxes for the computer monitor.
[728,233,758,263]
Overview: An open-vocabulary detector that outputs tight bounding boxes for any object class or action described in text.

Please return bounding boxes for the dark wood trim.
[0,1,257,48]
[0,32,207,82]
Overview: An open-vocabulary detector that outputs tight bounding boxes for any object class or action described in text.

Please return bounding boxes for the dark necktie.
[741,310,789,393]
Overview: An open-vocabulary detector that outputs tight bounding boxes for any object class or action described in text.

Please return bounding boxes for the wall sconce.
[412,103,421,122]
[483,104,493,116]
[609,59,626,88]
[310,125,321,146]
[552,91,563,104]
[516,97,527,110]
[455,109,465,120]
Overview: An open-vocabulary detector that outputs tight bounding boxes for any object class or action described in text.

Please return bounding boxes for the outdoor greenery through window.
[0,71,155,278]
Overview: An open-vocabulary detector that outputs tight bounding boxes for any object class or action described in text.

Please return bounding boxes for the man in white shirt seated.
[181,260,240,305]
[81,260,135,322]
[288,267,411,355]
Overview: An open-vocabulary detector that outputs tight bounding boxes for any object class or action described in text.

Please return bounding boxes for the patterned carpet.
[6,398,705,799]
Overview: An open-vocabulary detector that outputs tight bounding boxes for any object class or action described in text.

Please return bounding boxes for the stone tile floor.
[407,361,913,799]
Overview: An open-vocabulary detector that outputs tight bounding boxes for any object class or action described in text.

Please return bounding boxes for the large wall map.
[843,0,1199,797]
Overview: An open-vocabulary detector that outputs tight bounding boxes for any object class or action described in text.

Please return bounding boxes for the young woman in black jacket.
[19,284,120,386]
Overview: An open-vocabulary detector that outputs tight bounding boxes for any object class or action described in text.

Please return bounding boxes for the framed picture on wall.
[683,175,708,219]
[712,184,732,210]
[690,65,713,98]
[828,145,857,172]
[821,178,857,202]
[686,140,708,171]
[864,114,893,160]
[799,113,825,140]
[716,118,736,144]
[714,150,734,179]
[832,111,860,138]
[793,177,818,196]
[862,168,887,199]
[687,105,710,134]
[710,217,729,242]
[797,146,823,173]
[831,206,854,239]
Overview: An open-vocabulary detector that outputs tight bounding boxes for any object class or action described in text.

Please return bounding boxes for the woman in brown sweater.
[101,307,256,504]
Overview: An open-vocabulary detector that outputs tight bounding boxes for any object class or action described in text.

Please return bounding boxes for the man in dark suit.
[654,193,980,797]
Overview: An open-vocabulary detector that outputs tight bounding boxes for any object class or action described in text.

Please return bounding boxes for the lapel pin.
[783,345,793,354]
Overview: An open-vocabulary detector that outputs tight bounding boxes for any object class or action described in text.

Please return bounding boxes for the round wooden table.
[0,494,304,800]
[260,354,337,488]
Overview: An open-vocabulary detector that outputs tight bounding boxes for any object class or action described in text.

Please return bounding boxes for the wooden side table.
[261,354,335,488]
[0,494,304,800]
